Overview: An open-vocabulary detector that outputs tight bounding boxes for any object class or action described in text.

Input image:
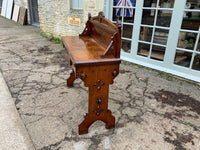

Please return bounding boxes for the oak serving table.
[62,12,121,134]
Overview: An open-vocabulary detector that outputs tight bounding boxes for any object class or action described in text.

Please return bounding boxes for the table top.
[62,36,120,66]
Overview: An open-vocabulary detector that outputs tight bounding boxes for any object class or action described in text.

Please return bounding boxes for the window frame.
[72,0,83,10]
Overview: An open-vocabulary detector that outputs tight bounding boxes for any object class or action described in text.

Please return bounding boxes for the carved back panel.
[90,20,116,47]
[79,12,121,58]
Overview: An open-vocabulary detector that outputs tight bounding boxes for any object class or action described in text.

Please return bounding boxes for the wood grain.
[18,7,27,25]
[62,12,121,134]
[12,5,20,22]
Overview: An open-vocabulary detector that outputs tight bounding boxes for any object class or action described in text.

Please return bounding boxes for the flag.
[115,0,135,17]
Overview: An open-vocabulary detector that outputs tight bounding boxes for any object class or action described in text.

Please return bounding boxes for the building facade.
[106,0,200,82]
[2,0,199,82]
[38,0,104,37]
[11,0,104,36]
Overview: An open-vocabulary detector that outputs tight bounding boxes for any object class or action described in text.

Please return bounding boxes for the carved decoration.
[62,12,121,134]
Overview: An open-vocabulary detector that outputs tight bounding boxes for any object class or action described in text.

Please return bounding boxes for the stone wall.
[38,0,105,37]
[14,0,28,8]
[13,0,105,37]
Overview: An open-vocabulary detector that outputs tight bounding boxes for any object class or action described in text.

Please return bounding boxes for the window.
[112,0,136,53]
[0,0,2,9]
[72,0,83,10]
[108,0,200,82]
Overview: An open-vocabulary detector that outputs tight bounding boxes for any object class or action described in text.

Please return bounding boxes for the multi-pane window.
[175,0,200,71]
[109,0,200,82]
[72,0,83,10]
[112,0,136,53]
[137,0,174,61]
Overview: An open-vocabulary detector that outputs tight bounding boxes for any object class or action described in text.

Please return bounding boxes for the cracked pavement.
[0,16,200,150]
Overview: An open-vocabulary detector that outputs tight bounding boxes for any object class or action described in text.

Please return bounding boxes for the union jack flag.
[115,0,135,17]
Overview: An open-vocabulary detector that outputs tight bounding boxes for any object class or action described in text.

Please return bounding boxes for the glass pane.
[72,0,83,9]
[144,0,174,8]
[79,0,83,9]
[141,9,155,25]
[113,0,136,18]
[112,8,122,22]
[174,50,192,67]
[137,42,150,57]
[181,11,200,31]
[153,28,169,45]
[182,0,200,30]
[197,38,200,52]
[177,31,197,50]
[144,0,157,7]
[192,54,200,71]
[123,8,135,23]
[159,0,174,8]
[186,0,200,10]
[114,0,136,7]
[122,24,133,39]
[156,10,172,27]
[139,26,153,42]
[151,45,166,61]
[122,39,131,53]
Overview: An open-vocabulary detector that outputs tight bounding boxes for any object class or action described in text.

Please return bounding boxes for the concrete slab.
[0,16,200,150]
[0,72,35,150]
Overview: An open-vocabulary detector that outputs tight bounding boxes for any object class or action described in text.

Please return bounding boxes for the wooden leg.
[76,64,120,134]
[104,110,115,129]
[79,110,115,134]
[78,84,115,134]
[67,70,76,87]
[79,114,94,134]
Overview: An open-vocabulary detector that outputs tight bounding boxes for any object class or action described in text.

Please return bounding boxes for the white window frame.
[72,0,83,10]
[105,0,200,82]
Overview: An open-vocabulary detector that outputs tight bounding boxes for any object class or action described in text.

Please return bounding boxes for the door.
[5,0,13,19]
[174,0,200,76]
[29,0,39,26]
[1,0,8,17]
[0,0,2,10]
[107,0,200,82]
